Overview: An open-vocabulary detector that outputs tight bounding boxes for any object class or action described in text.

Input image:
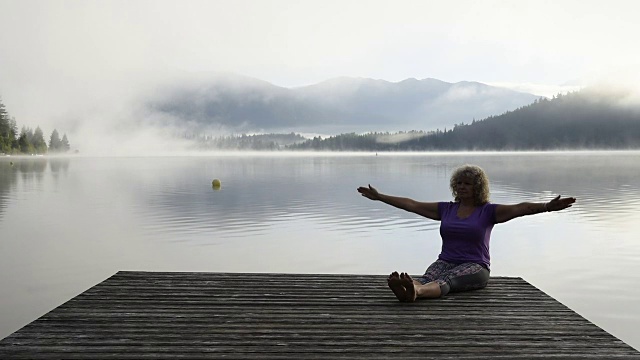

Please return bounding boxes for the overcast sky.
[1,0,639,143]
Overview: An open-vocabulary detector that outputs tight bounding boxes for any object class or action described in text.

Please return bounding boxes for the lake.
[1,151,640,350]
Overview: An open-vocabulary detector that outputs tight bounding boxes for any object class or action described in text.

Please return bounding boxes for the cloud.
[488,83,583,98]
[2,0,640,154]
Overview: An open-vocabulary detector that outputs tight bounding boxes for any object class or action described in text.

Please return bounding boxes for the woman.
[357,164,576,302]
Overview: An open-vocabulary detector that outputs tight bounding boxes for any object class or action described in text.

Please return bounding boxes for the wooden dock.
[1,271,639,359]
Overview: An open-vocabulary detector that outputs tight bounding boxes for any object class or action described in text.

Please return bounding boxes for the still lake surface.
[1,152,640,349]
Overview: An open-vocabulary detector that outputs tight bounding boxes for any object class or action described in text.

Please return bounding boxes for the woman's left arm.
[495,195,577,223]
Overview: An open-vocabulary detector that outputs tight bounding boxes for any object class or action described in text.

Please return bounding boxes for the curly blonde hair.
[450,164,490,205]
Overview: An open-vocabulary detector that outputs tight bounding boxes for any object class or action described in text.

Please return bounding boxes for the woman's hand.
[496,195,577,223]
[356,185,440,220]
[357,184,381,201]
[546,195,577,212]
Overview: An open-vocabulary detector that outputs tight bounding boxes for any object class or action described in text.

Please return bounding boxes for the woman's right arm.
[357,184,440,220]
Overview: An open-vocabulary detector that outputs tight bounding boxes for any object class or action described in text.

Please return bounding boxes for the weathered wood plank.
[1,272,639,359]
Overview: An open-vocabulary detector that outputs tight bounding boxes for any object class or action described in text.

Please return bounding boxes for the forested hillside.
[288,88,640,151]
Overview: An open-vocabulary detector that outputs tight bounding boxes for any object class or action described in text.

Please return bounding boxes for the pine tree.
[49,129,62,151]
[8,118,18,151]
[61,134,70,152]
[0,99,17,153]
[33,126,47,154]
[24,126,34,146]
[18,127,34,154]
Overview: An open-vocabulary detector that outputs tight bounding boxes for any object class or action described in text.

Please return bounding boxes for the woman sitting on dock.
[357,164,576,302]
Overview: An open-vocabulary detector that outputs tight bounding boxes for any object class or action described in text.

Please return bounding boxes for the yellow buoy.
[211,178,222,189]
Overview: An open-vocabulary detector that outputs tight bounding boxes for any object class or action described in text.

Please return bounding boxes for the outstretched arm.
[495,195,576,223]
[357,184,440,220]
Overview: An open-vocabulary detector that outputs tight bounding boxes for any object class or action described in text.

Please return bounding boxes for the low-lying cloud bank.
[6,71,640,156]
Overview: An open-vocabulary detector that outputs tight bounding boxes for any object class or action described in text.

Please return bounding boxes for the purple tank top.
[437,201,498,269]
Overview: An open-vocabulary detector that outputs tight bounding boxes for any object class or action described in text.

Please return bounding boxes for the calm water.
[1,152,640,349]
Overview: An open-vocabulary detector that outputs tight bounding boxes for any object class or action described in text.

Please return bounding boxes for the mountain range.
[144,74,541,134]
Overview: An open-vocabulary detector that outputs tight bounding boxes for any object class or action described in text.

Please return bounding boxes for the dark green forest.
[0,98,71,155]
[288,88,640,151]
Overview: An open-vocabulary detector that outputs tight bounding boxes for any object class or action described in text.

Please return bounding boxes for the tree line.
[188,132,307,150]
[287,89,640,151]
[0,98,71,155]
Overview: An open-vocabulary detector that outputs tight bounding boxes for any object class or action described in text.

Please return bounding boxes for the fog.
[1,0,640,154]
[6,73,640,156]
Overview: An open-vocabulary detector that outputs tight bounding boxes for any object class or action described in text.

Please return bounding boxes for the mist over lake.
[1,151,640,350]
[4,1,640,354]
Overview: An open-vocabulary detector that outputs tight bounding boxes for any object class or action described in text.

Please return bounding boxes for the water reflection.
[126,156,451,243]
[0,157,70,220]
[1,153,640,350]
[470,152,640,233]
[114,152,640,242]
[0,160,17,219]
[49,158,70,175]
[2,153,638,238]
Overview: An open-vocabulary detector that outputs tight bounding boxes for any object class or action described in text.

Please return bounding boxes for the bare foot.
[400,273,417,302]
[387,271,407,302]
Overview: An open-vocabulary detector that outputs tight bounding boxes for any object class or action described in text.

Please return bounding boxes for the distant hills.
[145,74,540,134]
[143,73,640,151]
[289,87,640,151]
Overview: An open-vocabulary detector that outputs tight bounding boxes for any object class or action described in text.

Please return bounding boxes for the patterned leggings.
[416,259,490,297]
